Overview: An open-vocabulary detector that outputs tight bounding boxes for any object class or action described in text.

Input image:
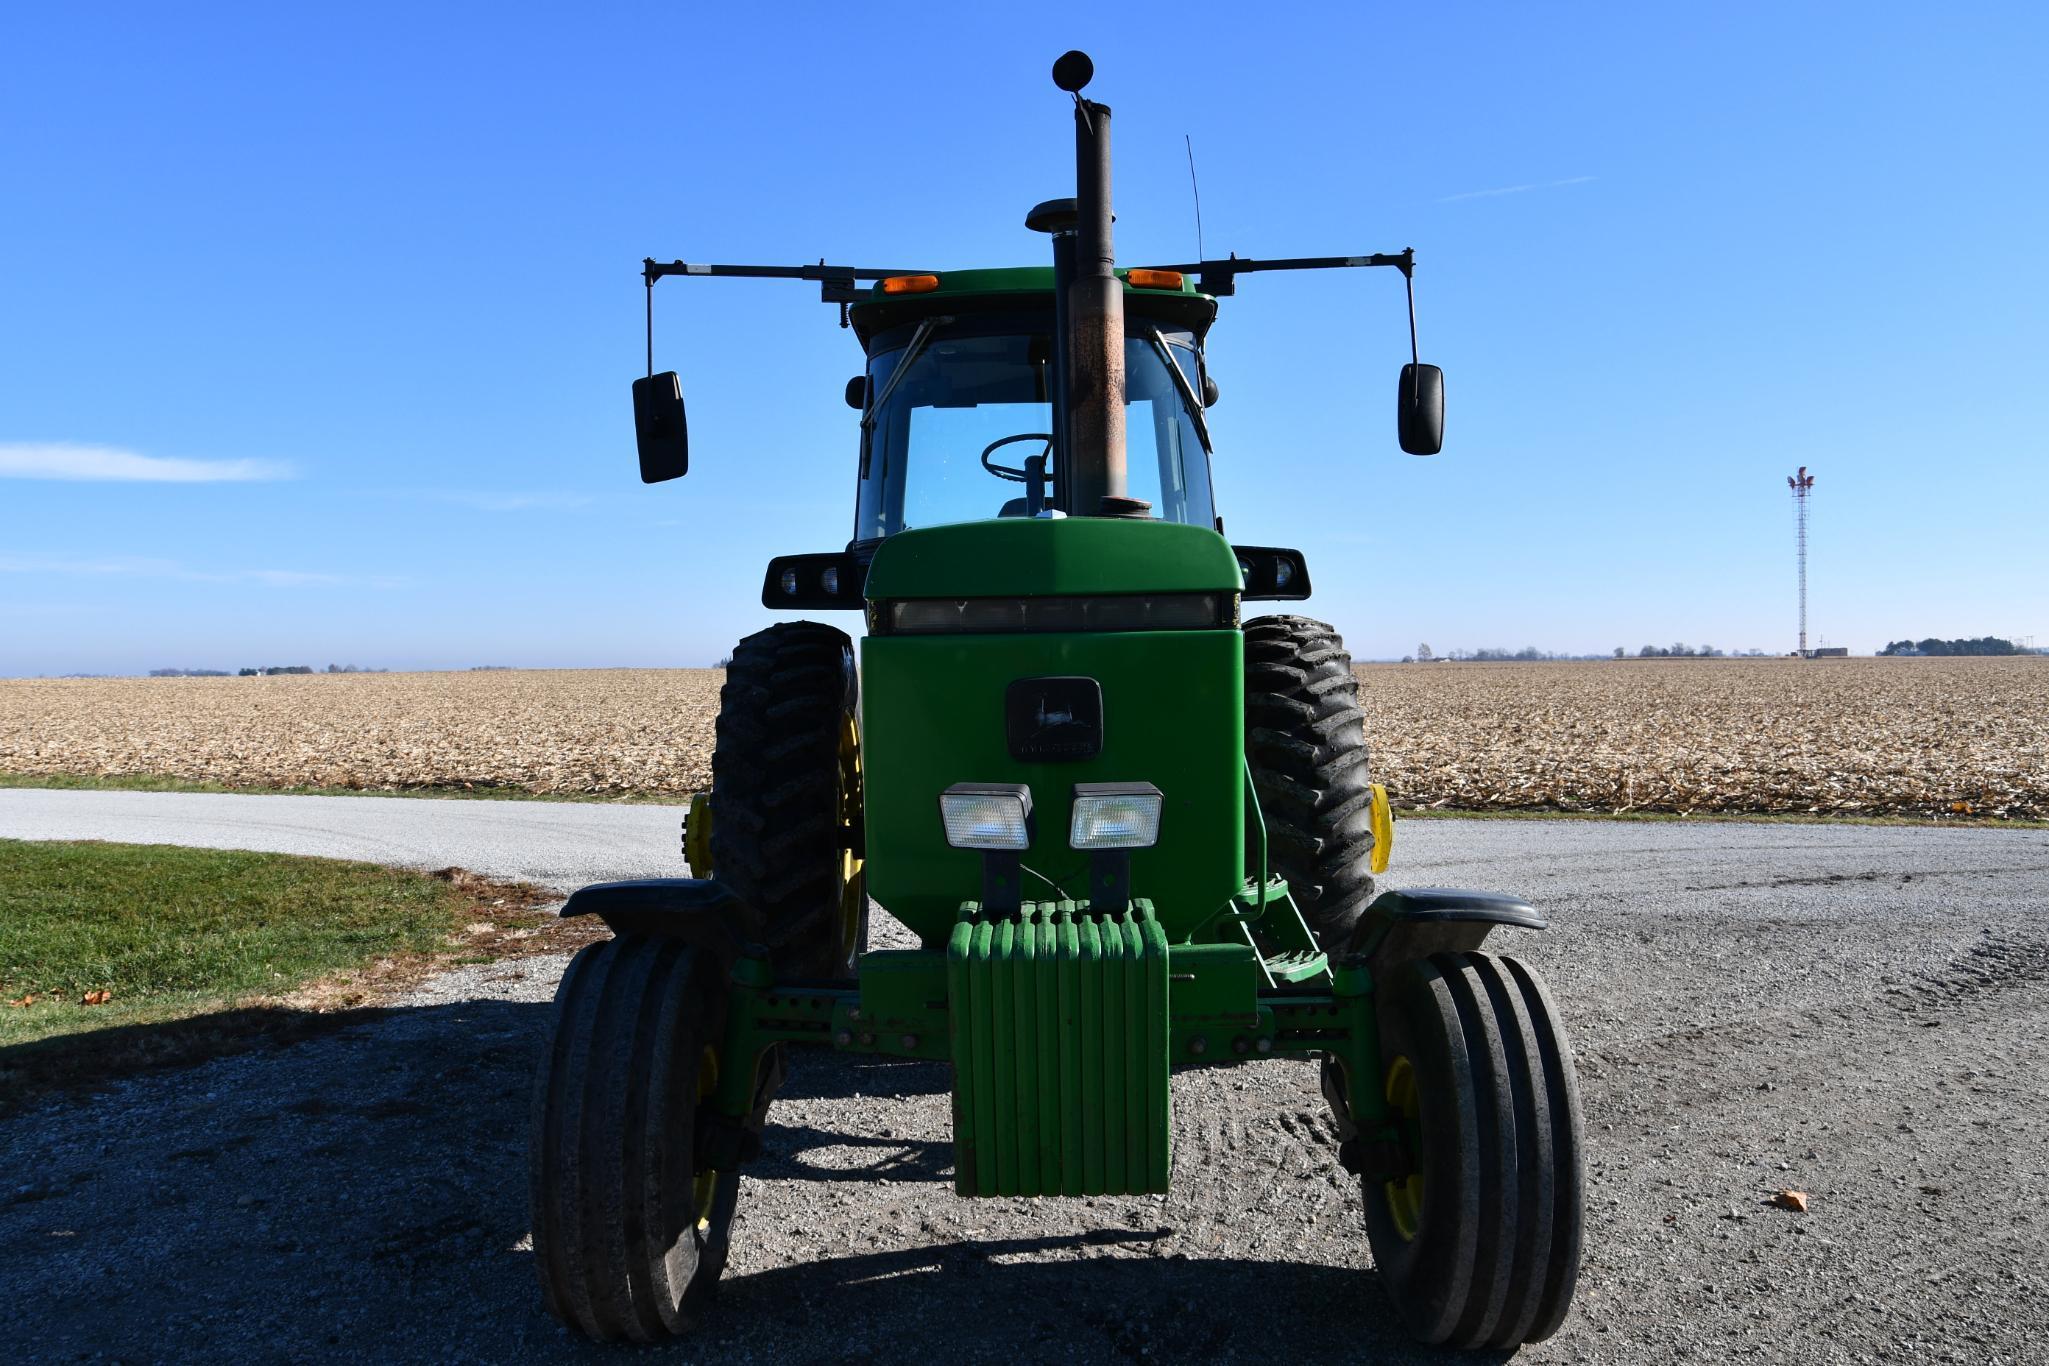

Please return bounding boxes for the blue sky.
[3,1,2044,674]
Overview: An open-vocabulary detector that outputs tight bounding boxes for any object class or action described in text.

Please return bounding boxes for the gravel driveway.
[3,798,2046,1362]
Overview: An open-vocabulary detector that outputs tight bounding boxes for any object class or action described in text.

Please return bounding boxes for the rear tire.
[711,621,865,980]
[530,936,743,1341]
[1360,951,1584,1348]
[1243,615,1378,948]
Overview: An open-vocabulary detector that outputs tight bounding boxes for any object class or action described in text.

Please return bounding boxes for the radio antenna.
[1184,134,1205,261]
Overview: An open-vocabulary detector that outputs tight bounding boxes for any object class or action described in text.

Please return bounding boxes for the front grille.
[872,592,1238,635]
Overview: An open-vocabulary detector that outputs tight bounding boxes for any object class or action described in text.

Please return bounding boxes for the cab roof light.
[880,274,942,295]
[1125,268,1184,290]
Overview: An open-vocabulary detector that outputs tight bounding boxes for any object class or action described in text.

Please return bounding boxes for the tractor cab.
[848,270,1218,539]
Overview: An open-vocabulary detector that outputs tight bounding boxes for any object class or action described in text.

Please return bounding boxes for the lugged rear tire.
[1243,615,1378,949]
[530,936,742,1342]
[711,621,865,980]
[1361,951,1585,1349]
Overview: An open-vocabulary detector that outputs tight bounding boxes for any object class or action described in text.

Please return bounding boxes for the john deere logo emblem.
[1006,676,1103,761]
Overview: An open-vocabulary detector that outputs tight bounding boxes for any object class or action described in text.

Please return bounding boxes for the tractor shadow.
[760,1118,955,1184]
[773,1050,954,1100]
[0,997,1501,1365]
[712,1239,1505,1365]
[761,1050,957,1183]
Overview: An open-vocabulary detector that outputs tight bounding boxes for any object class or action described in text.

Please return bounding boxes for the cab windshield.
[855,324,1214,540]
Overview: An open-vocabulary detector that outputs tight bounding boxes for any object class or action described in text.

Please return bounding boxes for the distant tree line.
[1403,645,1681,663]
[1399,641,1771,663]
[1630,643,1724,658]
[1404,645,1586,663]
[148,668,232,677]
[1878,636,2020,657]
[224,664,389,676]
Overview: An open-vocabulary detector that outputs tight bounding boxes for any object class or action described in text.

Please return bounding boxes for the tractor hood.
[864,517,1243,602]
[858,516,1248,950]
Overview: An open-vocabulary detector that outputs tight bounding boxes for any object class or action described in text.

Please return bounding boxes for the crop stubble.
[1,657,2042,819]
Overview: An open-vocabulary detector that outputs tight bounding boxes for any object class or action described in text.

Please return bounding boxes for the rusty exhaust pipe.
[1053,51,1134,516]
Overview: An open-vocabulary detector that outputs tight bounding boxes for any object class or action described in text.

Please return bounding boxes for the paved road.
[7,784,2042,907]
[4,790,2047,1362]
[0,787,689,891]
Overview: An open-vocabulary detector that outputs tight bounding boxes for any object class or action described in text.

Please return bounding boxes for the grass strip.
[0,770,676,805]
[0,840,590,1106]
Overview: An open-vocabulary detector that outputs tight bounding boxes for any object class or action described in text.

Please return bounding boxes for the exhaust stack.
[1053,51,1132,516]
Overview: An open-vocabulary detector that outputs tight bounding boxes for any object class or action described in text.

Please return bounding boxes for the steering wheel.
[980,432,1054,482]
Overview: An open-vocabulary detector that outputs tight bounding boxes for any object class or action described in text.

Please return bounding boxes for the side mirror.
[1397,362,1444,456]
[1201,373,1220,407]
[632,371,689,482]
[845,375,869,410]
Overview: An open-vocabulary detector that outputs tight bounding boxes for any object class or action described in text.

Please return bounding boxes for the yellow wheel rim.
[1384,1055,1426,1242]
[682,792,713,877]
[692,1045,719,1229]
[835,711,865,968]
[1368,782,1394,876]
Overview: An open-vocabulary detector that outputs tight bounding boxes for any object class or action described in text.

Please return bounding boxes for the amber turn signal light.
[880,274,941,295]
[1125,268,1184,290]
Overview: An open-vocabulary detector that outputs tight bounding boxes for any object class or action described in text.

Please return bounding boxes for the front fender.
[1343,887,1546,978]
[558,877,763,969]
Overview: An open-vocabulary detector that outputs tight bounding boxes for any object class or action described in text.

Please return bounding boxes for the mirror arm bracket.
[1403,260,1420,368]
[1140,247,1414,298]
[639,255,943,376]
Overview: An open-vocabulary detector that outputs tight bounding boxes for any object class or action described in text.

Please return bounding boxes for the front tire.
[1244,615,1379,949]
[530,936,741,1341]
[1361,951,1585,1349]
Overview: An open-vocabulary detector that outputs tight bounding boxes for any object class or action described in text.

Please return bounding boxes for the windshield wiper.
[1145,325,1212,452]
[861,315,952,434]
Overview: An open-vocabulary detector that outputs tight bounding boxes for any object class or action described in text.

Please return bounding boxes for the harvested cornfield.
[1,656,2043,819]
[1355,655,2047,820]
[0,670,723,798]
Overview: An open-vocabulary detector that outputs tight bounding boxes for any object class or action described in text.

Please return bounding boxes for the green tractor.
[531,51,1582,1351]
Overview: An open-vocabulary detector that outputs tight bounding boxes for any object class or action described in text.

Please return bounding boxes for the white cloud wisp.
[0,553,400,589]
[0,442,294,482]
[1436,175,1596,204]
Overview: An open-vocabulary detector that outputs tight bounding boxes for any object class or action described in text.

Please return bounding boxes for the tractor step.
[1260,946,1331,983]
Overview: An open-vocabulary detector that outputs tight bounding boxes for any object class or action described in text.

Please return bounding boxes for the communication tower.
[1788,467,1815,657]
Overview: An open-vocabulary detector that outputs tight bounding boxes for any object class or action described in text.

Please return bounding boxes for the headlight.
[940,782,1033,850]
[1069,782,1163,849]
